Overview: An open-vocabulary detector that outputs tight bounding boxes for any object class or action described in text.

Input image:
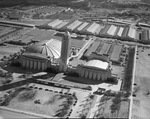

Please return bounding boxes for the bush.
[18,89,37,102]
[110,93,122,115]
[106,77,118,84]
[46,67,58,74]
[10,62,21,67]
[67,72,79,77]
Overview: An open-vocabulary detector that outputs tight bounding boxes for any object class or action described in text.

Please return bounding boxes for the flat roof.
[142,30,149,41]
[95,25,104,34]
[100,24,111,34]
[67,20,82,31]
[86,23,100,33]
[52,32,86,48]
[48,19,63,28]
[117,27,124,36]
[122,26,129,37]
[55,21,69,29]
[84,41,101,57]
[110,45,122,62]
[96,43,111,55]
[76,22,89,31]
[128,27,136,39]
[107,25,117,36]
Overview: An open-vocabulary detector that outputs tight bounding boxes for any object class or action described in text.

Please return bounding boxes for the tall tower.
[59,31,71,72]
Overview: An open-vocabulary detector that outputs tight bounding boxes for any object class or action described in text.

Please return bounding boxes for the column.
[97,72,101,80]
[30,60,33,69]
[38,61,41,70]
[103,73,107,81]
[23,59,26,67]
[77,67,81,75]
[85,70,89,78]
[101,73,105,81]
[45,62,47,70]
[89,71,93,79]
[81,68,85,77]
[26,59,29,68]
[93,72,97,80]
[48,61,51,68]
[34,61,37,69]
[42,62,45,70]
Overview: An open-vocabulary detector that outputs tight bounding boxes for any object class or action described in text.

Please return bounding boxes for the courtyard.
[0,85,76,118]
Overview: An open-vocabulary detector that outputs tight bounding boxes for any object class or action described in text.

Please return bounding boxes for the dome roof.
[26,39,61,59]
[85,60,109,70]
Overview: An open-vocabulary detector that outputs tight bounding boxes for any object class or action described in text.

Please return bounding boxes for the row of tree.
[122,48,135,95]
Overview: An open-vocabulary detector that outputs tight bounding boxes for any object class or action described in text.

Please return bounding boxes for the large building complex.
[18,31,113,81]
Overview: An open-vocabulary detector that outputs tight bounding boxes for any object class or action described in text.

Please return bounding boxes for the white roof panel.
[77,22,89,31]
[128,27,136,39]
[117,27,124,36]
[48,19,63,28]
[86,23,100,33]
[85,60,108,70]
[67,20,82,30]
[107,25,117,36]
[55,21,69,29]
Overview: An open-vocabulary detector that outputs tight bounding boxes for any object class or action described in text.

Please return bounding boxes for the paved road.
[129,45,137,119]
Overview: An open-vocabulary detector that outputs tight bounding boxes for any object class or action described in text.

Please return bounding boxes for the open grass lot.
[0,44,22,59]
[93,95,129,118]
[132,46,150,119]
[0,109,39,118]
[1,86,75,118]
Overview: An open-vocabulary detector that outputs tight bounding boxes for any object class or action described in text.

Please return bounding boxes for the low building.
[110,45,123,64]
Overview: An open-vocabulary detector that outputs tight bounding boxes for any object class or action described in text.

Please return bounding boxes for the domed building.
[76,59,111,81]
[20,38,62,70]
[19,31,73,71]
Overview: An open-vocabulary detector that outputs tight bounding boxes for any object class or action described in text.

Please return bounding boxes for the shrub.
[18,89,37,102]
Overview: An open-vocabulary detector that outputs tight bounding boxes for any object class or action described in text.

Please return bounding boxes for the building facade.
[76,60,111,81]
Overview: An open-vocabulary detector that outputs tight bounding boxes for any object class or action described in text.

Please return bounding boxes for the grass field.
[132,46,150,119]
[94,96,129,118]
[0,45,22,59]
[4,87,75,118]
